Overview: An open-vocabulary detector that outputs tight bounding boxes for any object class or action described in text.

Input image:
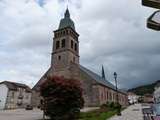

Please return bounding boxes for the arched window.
[56,41,60,49]
[58,55,61,60]
[63,31,65,35]
[75,43,77,51]
[62,39,65,48]
[73,57,75,62]
[71,40,73,49]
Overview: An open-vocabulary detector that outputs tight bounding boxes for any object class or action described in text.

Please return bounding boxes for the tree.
[40,76,84,120]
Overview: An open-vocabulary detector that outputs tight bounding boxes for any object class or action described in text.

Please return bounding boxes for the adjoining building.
[32,9,128,107]
[128,92,139,104]
[143,94,154,103]
[0,81,32,110]
[154,81,160,103]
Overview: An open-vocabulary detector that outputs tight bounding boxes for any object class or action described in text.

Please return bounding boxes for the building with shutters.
[0,81,32,110]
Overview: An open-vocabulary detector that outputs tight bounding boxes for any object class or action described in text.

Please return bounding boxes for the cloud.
[0,0,160,89]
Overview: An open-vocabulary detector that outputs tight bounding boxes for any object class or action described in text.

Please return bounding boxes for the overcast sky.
[0,0,160,89]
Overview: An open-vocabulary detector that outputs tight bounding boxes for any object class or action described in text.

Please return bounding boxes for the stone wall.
[97,84,128,106]
[31,91,41,107]
[79,69,100,107]
[5,89,31,109]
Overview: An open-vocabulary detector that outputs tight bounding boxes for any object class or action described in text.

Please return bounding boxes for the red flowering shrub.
[40,76,84,120]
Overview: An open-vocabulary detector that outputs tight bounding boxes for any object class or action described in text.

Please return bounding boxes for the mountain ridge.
[128,80,160,96]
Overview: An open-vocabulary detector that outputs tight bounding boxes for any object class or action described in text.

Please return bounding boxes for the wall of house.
[5,89,32,109]
[154,87,160,103]
[23,92,32,106]
[6,90,17,109]
[0,84,8,110]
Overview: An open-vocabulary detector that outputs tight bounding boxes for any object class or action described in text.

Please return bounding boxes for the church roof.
[79,65,127,94]
[58,8,75,30]
[0,81,31,92]
[80,65,115,89]
[32,65,126,94]
[32,67,52,91]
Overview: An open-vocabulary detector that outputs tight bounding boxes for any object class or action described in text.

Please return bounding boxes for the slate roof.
[58,8,75,30]
[0,81,31,92]
[32,67,52,91]
[79,65,127,95]
[32,64,126,94]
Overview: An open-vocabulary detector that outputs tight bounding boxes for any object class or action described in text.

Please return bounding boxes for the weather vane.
[66,0,69,9]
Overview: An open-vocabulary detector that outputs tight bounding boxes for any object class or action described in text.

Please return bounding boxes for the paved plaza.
[0,109,43,120]
[109,104,145,120]
[0,107,100,120]
[0,104,151,120]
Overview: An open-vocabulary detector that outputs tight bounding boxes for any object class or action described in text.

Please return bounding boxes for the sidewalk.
[108,104,143,120]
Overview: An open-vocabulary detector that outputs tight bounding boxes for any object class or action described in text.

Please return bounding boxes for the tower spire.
[64,0,70,18]
[58,0,75,30]
[65,7,70,18]
[102,65,106,80]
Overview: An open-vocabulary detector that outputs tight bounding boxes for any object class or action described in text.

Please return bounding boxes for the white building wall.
[6,90,16,109]
[0,84,8,110]
[5,89,32,109]
[23,92,32,106]
[154,87,160,103]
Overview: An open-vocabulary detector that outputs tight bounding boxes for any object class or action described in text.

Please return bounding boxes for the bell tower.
[51,8,79,73]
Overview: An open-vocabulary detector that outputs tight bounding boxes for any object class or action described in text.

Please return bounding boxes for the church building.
[32,9,128,107]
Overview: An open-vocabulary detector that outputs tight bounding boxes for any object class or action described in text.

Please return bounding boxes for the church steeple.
[51,9,79,71]
[58,8,75,30]
[102,65,106,80]
[65,8,70,18]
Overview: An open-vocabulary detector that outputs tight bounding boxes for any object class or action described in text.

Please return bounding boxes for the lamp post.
[114,72,121,116]
[114,72,118,104]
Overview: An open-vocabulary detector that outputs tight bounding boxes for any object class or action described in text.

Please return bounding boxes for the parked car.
[25,105,33,110]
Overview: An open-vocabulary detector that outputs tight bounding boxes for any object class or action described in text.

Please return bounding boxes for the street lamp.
[114,72,121,116]
[114,72,118,103]
[147,10,160,30]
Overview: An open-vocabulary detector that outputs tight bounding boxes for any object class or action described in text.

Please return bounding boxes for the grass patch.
[79,109,117,120]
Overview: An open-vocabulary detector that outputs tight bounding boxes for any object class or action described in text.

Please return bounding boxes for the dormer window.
[62,39,66,48]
